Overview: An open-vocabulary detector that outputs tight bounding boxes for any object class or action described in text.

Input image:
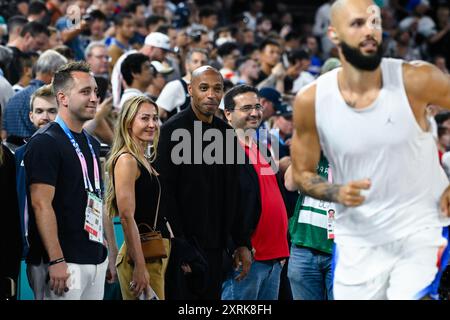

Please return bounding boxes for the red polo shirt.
[243,143,289,261]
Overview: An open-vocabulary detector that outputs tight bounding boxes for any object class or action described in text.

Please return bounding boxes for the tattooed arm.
[291,84,370,206]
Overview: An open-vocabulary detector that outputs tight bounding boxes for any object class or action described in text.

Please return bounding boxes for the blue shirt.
[3,79,45,138]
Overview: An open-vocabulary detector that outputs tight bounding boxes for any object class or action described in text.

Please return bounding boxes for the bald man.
[154,66,251,299]
[290,0,450,300]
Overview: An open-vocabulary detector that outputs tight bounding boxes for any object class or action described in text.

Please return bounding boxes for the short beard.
[340,40,383,71]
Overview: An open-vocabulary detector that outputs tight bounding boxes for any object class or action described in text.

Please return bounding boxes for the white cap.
[151,61,174,74]
[145,32,171,51]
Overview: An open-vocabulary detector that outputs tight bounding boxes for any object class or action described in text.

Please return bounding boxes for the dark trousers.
[197,249,223,300]
[165,244,223,300]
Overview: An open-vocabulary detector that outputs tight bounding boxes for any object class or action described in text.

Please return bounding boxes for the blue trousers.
[287,244,333,300]
[222,259,283,300]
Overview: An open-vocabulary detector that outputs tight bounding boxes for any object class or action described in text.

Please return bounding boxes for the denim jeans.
[221,259,283,300]
[287,244,333,300]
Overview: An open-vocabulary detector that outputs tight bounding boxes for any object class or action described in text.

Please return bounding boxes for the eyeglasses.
[93,55,110,61]
[234,104,263,113]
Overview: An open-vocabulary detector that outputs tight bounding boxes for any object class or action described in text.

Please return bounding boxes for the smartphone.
[139,286,159,300]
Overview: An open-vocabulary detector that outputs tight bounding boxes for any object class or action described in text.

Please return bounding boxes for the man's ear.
[328,27,340,46]
[188,84,193,96]
[57,91,68,107]
[224,109,233,123]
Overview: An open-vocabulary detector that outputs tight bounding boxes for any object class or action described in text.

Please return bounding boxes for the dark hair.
[438,126,449,139]
[258,38,280,51]
[7,15,28,35]
[224,84,259,111]
[124,1,145,14]
[256,15,271,26]
[28,1,48,16]
[435,112,450,126]
[20,21,50,37]
[217,42,239,58]
[199,6,217,19]
[156,24,174,35]
[53,45,75,61]
[121,53,150,86]
[241,44,258,57]
[19,52,34,70]
[215,26,231,37]
[114,12,133,26]
[89,9,107,22]
[52,61,91,95]
[284,31,300,42]
[145,15,167,28]
[288,49,310,64]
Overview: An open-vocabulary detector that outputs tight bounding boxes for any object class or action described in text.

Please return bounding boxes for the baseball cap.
[259,87,283,110]
[275,103,293,118]
[145,32,171,51]
[151,61,174,74]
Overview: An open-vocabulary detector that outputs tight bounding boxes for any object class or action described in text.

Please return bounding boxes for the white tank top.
[315,58,450,247]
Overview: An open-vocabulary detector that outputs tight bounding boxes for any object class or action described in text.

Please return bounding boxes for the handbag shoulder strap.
[153,174,161,230]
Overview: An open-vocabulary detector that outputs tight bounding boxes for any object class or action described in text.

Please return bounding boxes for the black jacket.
[154,106,246,250]
[0,145,22,299]
[226,144,290,258]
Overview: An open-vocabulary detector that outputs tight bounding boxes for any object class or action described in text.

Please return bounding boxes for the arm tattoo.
[301,174,341,203]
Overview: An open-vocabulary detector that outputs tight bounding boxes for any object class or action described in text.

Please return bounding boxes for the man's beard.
[340,40,383,71]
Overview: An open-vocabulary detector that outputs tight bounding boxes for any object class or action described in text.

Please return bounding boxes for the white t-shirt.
[292,71,316,93]
[156,79,189,112]
[119,88,146,110]
[111,50,137,109]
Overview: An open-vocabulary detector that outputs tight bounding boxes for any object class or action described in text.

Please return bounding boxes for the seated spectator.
[119,53,153,109]
[217,42,241,84]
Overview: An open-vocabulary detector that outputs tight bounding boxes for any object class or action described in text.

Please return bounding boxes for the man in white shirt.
[119,53,153,109]
[156,48,208,121]
[111,32,171,109]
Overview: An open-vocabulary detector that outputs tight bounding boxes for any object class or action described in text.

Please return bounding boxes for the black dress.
[133,160,169,238]
[0,144,22,299]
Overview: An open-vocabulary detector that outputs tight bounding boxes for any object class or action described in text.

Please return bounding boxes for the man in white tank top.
[290,0,450,300]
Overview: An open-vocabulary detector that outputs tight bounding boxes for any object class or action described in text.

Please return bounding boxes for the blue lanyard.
[55,116,101,194]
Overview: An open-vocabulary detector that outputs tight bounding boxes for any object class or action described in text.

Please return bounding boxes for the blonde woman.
[106,95,170,300]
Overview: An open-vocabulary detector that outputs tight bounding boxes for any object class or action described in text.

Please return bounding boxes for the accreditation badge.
[327,208,336,240]
[84,192,104,244]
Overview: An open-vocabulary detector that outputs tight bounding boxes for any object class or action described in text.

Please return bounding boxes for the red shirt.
[243,143,289,261]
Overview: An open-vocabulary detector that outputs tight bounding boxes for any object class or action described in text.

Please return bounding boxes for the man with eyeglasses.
[85,42,110,80]
[221,84,289,300]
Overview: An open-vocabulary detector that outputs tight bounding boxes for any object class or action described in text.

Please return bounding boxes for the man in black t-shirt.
[24,62,109,300]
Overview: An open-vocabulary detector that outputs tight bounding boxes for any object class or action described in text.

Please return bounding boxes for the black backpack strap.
[178,78,191,111]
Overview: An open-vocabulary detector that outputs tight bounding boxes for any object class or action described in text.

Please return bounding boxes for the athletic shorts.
[332,227,449,300]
